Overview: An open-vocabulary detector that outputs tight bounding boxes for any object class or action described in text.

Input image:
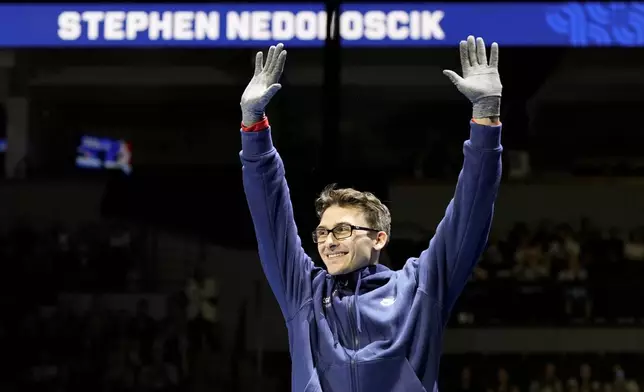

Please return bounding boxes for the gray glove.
[443,36,502,118]
[240,43,287,127]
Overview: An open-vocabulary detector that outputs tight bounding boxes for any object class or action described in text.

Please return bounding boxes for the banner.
[0,3,641,47]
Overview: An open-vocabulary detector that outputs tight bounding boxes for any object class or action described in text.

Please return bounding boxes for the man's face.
[316,205,387,275]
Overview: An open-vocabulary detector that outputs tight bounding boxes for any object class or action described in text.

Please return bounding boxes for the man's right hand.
[240,43,287,127]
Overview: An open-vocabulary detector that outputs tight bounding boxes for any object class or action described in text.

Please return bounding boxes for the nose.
[324,233,338,248]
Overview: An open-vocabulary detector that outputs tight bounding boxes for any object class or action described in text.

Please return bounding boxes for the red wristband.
[241,116,269,132]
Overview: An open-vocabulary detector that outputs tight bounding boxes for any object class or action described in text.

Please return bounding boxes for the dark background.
[1,1,643,392]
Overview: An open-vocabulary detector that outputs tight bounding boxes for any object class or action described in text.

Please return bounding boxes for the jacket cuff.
[469,121,502,149]
[241,126,274,157]
[241,116,269,132]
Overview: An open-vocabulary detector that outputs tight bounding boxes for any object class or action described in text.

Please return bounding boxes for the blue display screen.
[76,135,132,175]
[0,3,640,47]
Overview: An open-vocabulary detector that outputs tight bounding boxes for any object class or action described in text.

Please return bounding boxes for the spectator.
[480,233,512,279]
[612,366,628,392]
[624,228,644,262]
[557,253,588,281]
[531,363,563,392]
[578,364,599,392]
[568,379,580,392]
[457,366,483,392]
[514,240,549,281]
[494,367,512,392]
[472,265,490,282]
[185,266,220,362]
[557,252,591,320]
[547,224,581,274]
[561,225,581,261]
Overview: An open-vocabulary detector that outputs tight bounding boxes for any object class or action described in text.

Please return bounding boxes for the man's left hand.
[443,36,502,119]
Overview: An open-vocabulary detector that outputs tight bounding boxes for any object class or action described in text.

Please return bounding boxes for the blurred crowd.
[0,220,223,391]
[386,218,644,326]
[4,276,231,392]
[0,216,643,391]
[440,356,642,392]
[0,219,150,297]
[13,296,185,392]
[474,220,644,283]
[253,353,644,392]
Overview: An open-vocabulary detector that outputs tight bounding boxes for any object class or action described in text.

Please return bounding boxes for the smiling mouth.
[327,253,348,259]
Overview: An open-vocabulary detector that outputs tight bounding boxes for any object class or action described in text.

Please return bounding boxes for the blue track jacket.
[240,120,502,392]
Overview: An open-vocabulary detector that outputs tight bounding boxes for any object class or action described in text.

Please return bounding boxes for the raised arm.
[239,43,317,320]
[414,36,503,316]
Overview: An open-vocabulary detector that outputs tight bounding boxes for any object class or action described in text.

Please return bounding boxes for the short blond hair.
[315,184,391,237]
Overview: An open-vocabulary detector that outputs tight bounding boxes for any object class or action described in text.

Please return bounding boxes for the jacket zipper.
[348,297,359,392]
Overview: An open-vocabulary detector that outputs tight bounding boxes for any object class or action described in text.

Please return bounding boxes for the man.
[239,36,502,391]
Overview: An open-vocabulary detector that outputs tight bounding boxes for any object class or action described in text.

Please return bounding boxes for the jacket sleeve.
[240,125,317,320]
[414,121,502,317]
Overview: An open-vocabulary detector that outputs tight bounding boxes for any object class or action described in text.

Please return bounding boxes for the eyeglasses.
[312,223,379,244]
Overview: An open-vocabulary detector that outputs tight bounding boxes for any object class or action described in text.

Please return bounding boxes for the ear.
[373,231,388,251]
